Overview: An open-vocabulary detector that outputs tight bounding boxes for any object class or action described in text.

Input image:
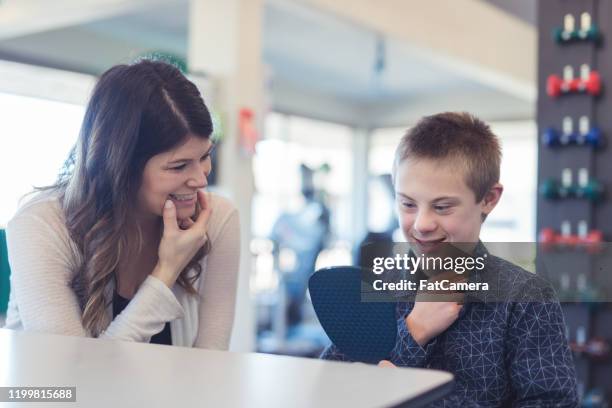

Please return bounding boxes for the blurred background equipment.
[355,173,398,268]
[256,163,331,356]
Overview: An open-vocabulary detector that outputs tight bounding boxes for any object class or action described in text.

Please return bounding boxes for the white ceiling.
[0,0,534,126]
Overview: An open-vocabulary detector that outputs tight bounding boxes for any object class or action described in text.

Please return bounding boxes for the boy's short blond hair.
[393,112,501,203]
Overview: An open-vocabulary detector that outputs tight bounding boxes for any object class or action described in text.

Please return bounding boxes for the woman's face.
[137,134,213,222]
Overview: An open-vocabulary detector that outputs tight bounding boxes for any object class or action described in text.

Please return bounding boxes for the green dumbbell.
[539,179,559,199]
[541,169,603,201]
[557,184,578,198]
[577,180,604,201]
[552,27,575,43]
[575,168,604,201]
[553,13,601,44]
[577,24,601,42]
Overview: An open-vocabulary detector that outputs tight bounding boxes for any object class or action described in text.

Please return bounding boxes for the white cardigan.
[3,191,240,350]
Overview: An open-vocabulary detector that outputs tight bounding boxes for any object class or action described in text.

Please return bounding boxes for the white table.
[0,329,453,407]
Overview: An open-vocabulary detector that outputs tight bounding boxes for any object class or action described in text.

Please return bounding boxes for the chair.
[0,229,11,314]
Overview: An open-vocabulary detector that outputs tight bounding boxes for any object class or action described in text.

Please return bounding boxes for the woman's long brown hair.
[43,60,213,336]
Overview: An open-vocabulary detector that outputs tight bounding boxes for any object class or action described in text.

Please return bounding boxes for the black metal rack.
[537,0,612,400]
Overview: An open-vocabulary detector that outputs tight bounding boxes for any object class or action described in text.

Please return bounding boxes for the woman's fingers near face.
[197,189,208,210]
[174,190,207,230]
[179,217,195,230]
[194,190,212,229]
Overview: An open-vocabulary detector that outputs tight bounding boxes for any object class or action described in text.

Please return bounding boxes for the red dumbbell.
[539,226,603,252]
[570,337,610,360]
[581,229,604,253]
[585,71,602,95]
[558,233,580,247]
[539,228,557,251]
[546,68,602,98]
[538,228,578,250]
[547,75,563,98]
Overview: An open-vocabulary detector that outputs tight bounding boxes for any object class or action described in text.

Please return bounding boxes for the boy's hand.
[378,360,396,368]
[406,302,462,347]
[405,271,465,347]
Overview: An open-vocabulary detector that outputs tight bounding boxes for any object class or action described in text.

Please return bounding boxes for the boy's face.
[394,157,502,253]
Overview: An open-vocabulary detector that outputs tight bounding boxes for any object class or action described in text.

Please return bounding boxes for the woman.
[3,60,240,350]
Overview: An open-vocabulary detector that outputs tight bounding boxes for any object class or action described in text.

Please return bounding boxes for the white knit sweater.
[3,191,240,350]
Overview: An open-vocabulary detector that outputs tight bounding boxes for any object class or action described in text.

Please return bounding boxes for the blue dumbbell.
[542,128,560,146]
[584,127,603,148]
[582,388,608,408]
[542,127,602,148]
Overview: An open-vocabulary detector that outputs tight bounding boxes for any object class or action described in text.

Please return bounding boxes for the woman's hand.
[152,190,212,288]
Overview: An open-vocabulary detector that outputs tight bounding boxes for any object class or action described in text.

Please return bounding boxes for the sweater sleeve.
[5,199,184,342]
[388,302,438,368]
[193,198,240,350]
[99,275,184,342]
[506,300,578,407]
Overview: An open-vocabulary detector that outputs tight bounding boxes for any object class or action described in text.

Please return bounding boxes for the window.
[251,113,354,292]
[0,93,85,227]
[0,61,93,227]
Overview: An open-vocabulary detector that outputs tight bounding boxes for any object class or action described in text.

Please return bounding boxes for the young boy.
[321,112,578,407]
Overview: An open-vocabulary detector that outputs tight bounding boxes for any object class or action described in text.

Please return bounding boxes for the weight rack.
[537,0,612,401]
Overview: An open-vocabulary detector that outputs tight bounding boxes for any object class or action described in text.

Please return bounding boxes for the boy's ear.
[481,183,503,215]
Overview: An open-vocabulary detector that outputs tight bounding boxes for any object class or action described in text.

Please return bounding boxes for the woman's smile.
[169,192,197,208]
